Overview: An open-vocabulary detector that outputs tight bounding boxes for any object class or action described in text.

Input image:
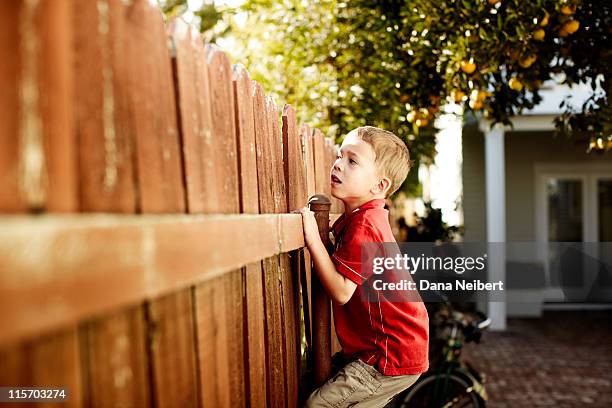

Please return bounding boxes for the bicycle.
[391,301,491,408]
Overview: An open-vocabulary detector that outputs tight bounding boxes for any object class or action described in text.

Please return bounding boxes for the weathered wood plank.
[280,253,299,405]
[171,21,214,214]
[243,262,267,405]
[0,1,81,405]
[301,123,316,200]
[225,269,246,408]
[283,105,307,212]
[194,275,230,407]
[253,82,274,214]
[312,128,326,196]
[234,64,267,406]
[0,204,317,348]
[261,256,287,407]
[282,104,309,405]
[189,46,244,407]
[73,0,137,212]
[253,81,287,406]
[81,306,151,407]
[204,46,240,213]
[233,65,259,215]
[147,291,198,408]
[125,2,185,213]
[136,8,198,408]
[0,0,77,212]
[267,97,286,214]
[0,327,82,408]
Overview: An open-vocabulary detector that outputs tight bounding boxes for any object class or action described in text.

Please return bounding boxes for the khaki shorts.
[304,359,420,408]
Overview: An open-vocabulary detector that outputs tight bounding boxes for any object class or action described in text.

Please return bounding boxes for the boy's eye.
[349,159,357,164]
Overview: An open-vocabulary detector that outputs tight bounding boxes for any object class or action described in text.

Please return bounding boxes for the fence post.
[308,194,332,387]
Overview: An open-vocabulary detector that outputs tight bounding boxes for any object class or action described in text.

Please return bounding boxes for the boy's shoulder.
[334,206,393,245]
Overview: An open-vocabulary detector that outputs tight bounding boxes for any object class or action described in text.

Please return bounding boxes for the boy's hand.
[293,206,319,247]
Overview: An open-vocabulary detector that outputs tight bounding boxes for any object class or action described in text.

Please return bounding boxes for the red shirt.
[331,198,429,375]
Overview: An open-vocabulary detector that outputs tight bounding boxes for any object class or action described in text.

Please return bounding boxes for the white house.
[418,81,612,330]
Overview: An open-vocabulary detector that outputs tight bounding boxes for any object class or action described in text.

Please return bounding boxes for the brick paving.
[462,311,612,407]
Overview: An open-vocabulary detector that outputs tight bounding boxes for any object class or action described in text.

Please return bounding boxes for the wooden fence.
[0,0,344,406]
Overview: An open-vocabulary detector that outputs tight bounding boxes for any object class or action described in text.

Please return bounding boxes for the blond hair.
[354,126,412,198]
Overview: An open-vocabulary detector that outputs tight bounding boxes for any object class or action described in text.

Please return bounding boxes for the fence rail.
[0,0,344,406]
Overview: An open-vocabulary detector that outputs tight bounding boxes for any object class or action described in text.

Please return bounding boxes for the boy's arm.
[294,207,357,305]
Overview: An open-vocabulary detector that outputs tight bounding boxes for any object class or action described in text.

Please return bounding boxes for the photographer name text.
[373,279,505,292]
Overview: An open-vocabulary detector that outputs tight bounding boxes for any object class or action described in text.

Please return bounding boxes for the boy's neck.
[342,196,385,215]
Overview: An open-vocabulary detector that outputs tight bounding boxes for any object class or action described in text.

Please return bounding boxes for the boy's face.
[330,131,389,203]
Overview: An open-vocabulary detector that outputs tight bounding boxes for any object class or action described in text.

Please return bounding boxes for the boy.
[295,126,429,407]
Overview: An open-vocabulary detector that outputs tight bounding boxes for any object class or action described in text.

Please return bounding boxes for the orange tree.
[161,0,610,194]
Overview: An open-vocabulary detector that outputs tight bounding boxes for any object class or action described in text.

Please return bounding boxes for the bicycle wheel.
[395,373,484,408]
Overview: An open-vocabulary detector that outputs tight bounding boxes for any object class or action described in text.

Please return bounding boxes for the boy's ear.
[373,177,392,196]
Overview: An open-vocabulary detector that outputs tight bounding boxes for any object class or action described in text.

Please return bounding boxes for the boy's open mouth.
[331,174,342,184]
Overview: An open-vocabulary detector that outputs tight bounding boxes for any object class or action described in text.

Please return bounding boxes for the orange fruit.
[460,60,477,74]
[469,99,484,110]
[559,28,569,37]
[561,5,576,15]
[509,77,524,91]
[563,20,580,34]
[418,108,430,119]
[470,89,490,102]
[451,90,466,102]
[519,54,537,68]
[533,29,545,41]
[415,118,429,127]
[487,0,500,5]
[539,11,549,26]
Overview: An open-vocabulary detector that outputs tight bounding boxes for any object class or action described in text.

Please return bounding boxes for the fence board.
[135,9,198,408]
[204,46,240,213]
[73,0,137,212]
[190,46,245,408]
[171,22,213,214]
[282,105,308,404]
[233,65,259,214]
[0,0,76,212]
[312,129,326,195]
[82,306,151,407]
[243,262,266,403]
[234,65,267,406]
[126,2,185,213]
[0,2,81,405]
[283,106,307,212]
[253,82,287,406]
[299,122,315,364]
[73,2,151,405]
[194,275,229,406]
[301,123,316,199]
[270,96,295,406]
[146,291,198,407]
[0,328,82,408]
